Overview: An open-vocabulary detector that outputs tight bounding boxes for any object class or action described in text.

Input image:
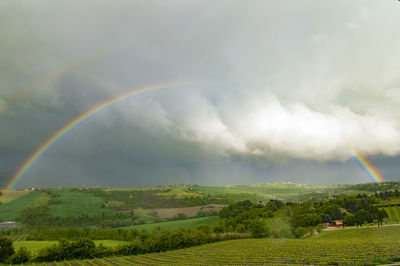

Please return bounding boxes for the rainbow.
[5,81,182,190]
[347,147,385,183]
[1,35,166,114]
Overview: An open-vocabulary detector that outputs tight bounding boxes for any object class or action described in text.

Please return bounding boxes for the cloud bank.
[1,0,400,186]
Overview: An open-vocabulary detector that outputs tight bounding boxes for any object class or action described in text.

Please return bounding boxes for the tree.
[294,227,307,238]
[249,220,270,238]
[10,247,31,264]
[355,209,369,227]
[197,224,212,234]
[343,213,355,226]
[377,209,388,226]
[291,213,322,229]
[0,237,15,263]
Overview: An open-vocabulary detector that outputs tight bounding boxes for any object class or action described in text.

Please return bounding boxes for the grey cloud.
[1,0,400,187]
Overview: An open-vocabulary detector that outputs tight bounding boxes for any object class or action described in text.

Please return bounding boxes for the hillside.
[1,181,399,224]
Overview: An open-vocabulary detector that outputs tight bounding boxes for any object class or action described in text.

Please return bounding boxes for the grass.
[13,240,130,254]
[48,189,117,217]
[13,241,57,254]
[0,191,51,221]
[117,216,219,231]
[265,211,292,237]
[383,206,400,223]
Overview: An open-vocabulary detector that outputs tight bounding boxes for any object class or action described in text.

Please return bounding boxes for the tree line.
[0,229,249,264]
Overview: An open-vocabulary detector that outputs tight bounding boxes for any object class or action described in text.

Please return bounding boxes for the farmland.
[1,181,399,224]
[39,226,400,265]
[47,189,117,217]
[0,191,51,220]
[118,216,219,231]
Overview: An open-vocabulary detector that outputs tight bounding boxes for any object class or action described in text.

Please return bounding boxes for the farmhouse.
[327,220,344,229]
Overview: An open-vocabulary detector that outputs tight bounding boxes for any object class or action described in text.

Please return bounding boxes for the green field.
[383,206,400,223]
[265,212,292,237]
[0,191,51,221]
[118,216,219,231]
[0,190,30,203]
[48,189,117,217]
[54,226,400,265]
[13,240,130,255]
[191,183,343,201]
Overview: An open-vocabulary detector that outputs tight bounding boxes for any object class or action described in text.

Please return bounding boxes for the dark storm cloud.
[1,0,400,187]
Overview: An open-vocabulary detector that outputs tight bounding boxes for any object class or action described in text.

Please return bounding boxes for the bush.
[294,227,307,238]
[115,240,143,256]
[249,220,270,238]
[0,237,15,263]
[33,238,98,262]
[10,247,31,264]
[197,224,212,234]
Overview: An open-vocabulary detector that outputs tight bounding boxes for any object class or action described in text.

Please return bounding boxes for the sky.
[1,0,400,188]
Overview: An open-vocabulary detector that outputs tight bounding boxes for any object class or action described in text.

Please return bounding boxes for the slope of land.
[0,191,51,220]
[49,226,400,265]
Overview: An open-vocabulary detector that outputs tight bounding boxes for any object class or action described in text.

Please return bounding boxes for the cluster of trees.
[349,181,400,192]
[2,228,249,263]
[290,193,390,235]
[216,200,285,237]
[19,205,137,228]
[375,189,400,200]
[215,194,393,239]
[27,227,148,241]
[0,238,30,264]
[343,209,388,227]
[179,196,222,206]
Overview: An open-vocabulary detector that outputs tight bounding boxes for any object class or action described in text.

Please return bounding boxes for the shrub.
[10,247,31,264]
[0,237,15,263]
[249,220,270,238]
[294,227,307,238]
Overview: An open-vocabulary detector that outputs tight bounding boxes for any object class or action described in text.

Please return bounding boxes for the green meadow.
[383,206,400,223]
[48,189,117,217]
[0,191,51,220]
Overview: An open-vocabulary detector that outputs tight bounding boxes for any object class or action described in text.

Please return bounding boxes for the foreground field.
[33,226,400,265]
[118,216,219,231]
